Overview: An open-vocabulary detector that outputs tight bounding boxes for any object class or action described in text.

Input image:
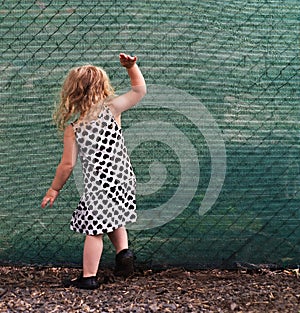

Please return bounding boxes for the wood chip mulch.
[0,266,299,312]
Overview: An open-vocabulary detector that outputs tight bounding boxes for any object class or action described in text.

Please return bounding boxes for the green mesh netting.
[0,0,299,268]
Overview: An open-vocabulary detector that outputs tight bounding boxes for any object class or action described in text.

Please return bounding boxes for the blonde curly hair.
[53,65,114,132]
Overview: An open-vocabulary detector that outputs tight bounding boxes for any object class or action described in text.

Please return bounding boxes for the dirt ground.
[0,266,299,313]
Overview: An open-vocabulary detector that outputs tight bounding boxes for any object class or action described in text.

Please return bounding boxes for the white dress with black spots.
[70,107,137,235]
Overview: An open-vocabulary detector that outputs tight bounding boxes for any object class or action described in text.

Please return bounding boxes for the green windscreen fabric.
[1,0,299,268]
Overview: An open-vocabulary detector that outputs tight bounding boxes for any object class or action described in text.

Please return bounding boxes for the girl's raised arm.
[109,53,146,117]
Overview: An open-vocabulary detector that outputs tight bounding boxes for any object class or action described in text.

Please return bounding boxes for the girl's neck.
[77,102,105,124]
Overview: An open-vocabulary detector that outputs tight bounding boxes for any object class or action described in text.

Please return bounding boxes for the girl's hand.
[119,53,137,69]
[41,188,59,208]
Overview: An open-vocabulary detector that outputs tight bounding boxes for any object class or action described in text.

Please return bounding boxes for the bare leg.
[108,227,134,277]
[83,234,103,277]
[108,226,128,254]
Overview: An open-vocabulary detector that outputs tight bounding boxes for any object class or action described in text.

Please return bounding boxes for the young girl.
[41,53,146,289]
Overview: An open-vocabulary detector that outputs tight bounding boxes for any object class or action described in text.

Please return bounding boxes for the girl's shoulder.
[64,124,76,138]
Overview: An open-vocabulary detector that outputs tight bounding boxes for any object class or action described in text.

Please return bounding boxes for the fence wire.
[0,0,299,268]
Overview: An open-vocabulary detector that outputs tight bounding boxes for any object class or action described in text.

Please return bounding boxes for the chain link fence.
[0,0,299,269]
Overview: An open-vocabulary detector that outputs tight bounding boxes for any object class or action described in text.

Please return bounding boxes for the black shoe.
[114,249,135,277]
[63,275,100,290]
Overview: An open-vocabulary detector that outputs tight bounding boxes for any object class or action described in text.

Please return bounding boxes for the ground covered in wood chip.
[0,266,299,312]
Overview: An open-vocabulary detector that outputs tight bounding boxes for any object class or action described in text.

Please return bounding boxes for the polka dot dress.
[70,107,137,235]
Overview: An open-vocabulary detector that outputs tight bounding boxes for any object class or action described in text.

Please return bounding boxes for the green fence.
[1,0,299,269]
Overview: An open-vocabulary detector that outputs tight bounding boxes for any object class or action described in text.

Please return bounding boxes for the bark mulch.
[0,266,299,312]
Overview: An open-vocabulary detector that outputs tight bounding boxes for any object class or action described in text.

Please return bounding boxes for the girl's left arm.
[41,125,78,208]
